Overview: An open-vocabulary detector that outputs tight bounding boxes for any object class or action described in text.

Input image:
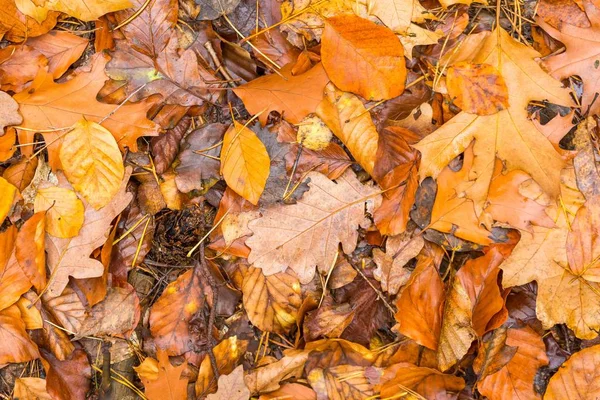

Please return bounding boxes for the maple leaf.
[415,28,572,214]
[233,62,329,125]
[246,170,381,284]
[44,169,133,297]
[136,350,188,400]
[545,344,600,399]
[539,0,600,116]
[14,53,160,169]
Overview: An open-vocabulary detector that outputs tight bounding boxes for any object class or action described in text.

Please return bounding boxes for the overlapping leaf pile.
[2,0,600,398]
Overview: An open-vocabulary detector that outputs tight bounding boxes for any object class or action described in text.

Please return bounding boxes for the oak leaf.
[321,15,406,100]
[59,120,124,210]
[242,266,302,334]
[26,31,88,79]
[14,53,160,169]
[539,0,600,115]
[545,344,600,399]
[415,29,572,214]
[246,170,381,284]
[446,62,509,115]
[44,169,133,296]
[34,186,84,238]
[0,45,46,92]
[233,62,329,125]
[206,365,250,400]
[221,121,271,205]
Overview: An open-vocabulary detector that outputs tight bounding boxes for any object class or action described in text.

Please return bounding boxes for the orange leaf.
[0,176,17,224]
[16,212,46,292]
[34,186,84,238]
[0,305,39,364]
[13,378,51,400]
[321,15,406,100]
[27,31,88,79]
[14,53,160,169]
[0,45,46,92]
[136,350,188,400]
[220,121,270,205]
[379,362,465,399]
[545,344,600,399]
[0,225,32,311]
[233,63,329,125]
[446,62,509,115]
[196,336,248,398]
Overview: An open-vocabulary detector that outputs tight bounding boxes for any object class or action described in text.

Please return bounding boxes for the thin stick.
[199,244,220,382]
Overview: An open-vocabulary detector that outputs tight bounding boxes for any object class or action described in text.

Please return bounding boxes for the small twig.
[99,342,113,400]
[204,41,237,87]
[199,244,220,383]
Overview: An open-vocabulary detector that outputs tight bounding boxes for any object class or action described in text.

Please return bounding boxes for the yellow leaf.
[0,177,16,224]
[220,121,270,205]
[29,0,132,21]
[59,120,125,210]
[34,186,84,238]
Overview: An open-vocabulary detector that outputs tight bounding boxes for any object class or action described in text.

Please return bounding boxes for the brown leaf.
[475,326,548,399]
[149,266,209,355]
[44,169,133,296]
[0,45,46,92]
[379,363,465,399]
[373,232,424,294]
[0,91,22,131]
[3,156,37,192]
[42,285,87,334]
[540,0,600,115]
[206,365,250,400]
[308,365,374,399]
[545,343,600,399]
[258,383,316,400]
[136,350,188,400]
[151,116,191,175]
[77,286,139,338]
[242,266,302,334]
[573,117,600,199]
[26,31,88,78]
[42,348,91,400]
[394,244,444,350]
[247,170,381,284]
[233,62,329,125]
[244,350,309,394]
[0,305,39,364]
[196,336,249,398]
[14,53,160,169]
[304,302,355,341]
[566,195,600,281]
[0,2,58,42]
[446,62,509,115]
[175,123,226,193]
[321,15,406,100]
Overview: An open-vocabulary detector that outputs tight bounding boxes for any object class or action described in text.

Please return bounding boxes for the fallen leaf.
[34,186,84,239]
[0,45,46,92]
[373,233,424,294]
[247,170,381,283]
[0,305,39,364]
[15,211,46,292]
[316,85,379,176]
[394,244,444,350]
[150,266,209,355]
[44,169,133,296]
[446,62,509,115]
[308,365,374,399]
[59,119,125,209]
[221,121,270,205]
[30,0,132,21]
[77,286,139,338]
[136,350,188,400]
[26,31,88,78]
[14,53,160,169]
[13,377,51,400]
[196,0,241,19]
[233,62,329,125]
[151,116,191,175]
[304,302,355,341]
[42,348,91,400]
[321,15,406,100]
[379,362,465,399]
[258,383,316,400]
[545,343,600,399]
[539,0,600,115]
[415,29,572,214]
[196,336,249,398]
[242,266,302,333]
[475,326,548,399]
[175,123,225,193]
[206,365,250,400]
[0,1,58,42]
[0,176,16,224]
[244,350,309,394]
[0,225,33,311]
[0,91,22,132]
[566,195,600,282]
